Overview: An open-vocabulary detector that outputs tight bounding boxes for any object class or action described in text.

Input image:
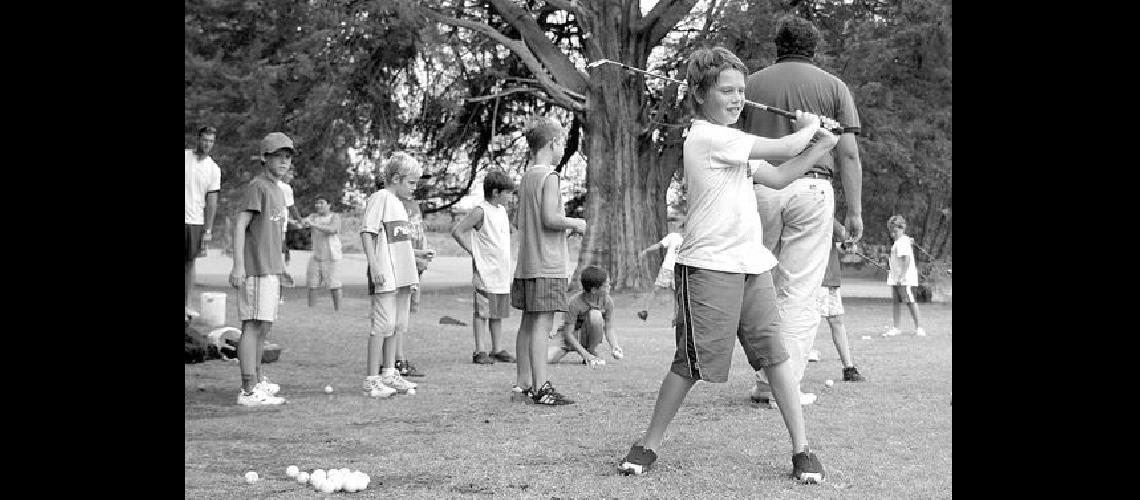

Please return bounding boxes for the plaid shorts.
[237,274,281,322]
[815,286,845,317]
[510,277,568,312]
[474,289,512,319]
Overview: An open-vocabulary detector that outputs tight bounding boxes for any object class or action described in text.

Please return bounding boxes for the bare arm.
[309,213,341,234]
[229,211,252,287]
[450,207,484,256]
[752,128,840,189]
[835,133,864,242]
[540,175,586,233]
[361,231,384,287]
[203,192,218,240]
[638,242,663,257]
[603,308,618,350]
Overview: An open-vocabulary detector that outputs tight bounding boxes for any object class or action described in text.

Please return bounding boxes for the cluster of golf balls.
[281,465,371,493]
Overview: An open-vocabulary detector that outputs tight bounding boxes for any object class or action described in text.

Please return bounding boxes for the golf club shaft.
[590,59,843,133]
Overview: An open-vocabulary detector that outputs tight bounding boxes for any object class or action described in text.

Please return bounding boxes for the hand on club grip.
[792,110,821,133]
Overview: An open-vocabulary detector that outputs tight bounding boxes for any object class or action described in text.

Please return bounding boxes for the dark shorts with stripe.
[185,224,204,262]
[510,277,568,312]
[672,264,789,383]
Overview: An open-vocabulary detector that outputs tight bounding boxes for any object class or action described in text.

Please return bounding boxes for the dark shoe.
[791,449,825,484]
[637,310,648,321]
[532,381,574,405]
[396,359,426,377]
[473,352,496,364]
[843,366,866,382]
[490,350,516,363]
[618,445,657,475]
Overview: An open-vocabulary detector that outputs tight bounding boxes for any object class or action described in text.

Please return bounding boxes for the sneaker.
[750,389,815,407]
[583,357,606,367]
[510,385,535,404]
[380,373,417,393]
[806,349,820,362]
[881,327,901,337]
[473,352,496,364]
[618,445,658,476]
[915,327,927,337]
[237,387,286,406]
[611,346,624,360]
[791,449,825,484]
[255,376,281,396]
[532,381,574,405]
[362,376,396,398]
[397,359,425,377]
[749,385,773,405]
[636,310,648,321]
[490,350,516,363]
[843,366,866,382]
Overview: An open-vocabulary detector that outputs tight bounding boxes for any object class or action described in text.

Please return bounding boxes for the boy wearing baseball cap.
[230,132,295,406]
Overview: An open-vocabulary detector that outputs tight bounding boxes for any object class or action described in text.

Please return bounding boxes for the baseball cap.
[261,132,295,155]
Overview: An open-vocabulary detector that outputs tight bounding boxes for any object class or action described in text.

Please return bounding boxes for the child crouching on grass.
[617,46,840,484]
[547,265,623,365]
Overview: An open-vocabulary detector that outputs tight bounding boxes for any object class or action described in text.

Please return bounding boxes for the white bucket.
[199,292,227,327]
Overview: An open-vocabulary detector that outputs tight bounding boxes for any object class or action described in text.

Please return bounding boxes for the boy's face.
[593,278,610,295]
[264,150,293,179]
[491,188,515,206]
[547,133,567,160]
[314,199,330,215]
[195,133,215,156]
[389,174,418,199]
[696,69,746,126]
[889,224,905,239]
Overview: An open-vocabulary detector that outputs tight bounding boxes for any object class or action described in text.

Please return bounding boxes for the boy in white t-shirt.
[635,218,683,324]
[617,47,839,484]
[451,170,517,365]
[882,215,925,337]
[359,153,423,397]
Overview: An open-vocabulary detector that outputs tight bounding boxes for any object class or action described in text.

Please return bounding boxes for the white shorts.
[370,286,412,338]
[654,266,675,289]
[306,258,342,289]
[815,286,844,317]
[237,274,281,322]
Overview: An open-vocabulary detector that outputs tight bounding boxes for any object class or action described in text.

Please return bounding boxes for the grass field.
[185,285,951,498]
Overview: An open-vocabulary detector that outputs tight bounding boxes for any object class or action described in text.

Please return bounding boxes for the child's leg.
[308,288,318,307]
[827,315,854,368]
[185,260,195,308]
[330,288,342,311]
[489,318,503,353]
[907,301,922,329]
[255,322,273,382]
[516,312,534,389]
[637,372,697,450]
[387,288,412,372]
[327,262,342,311]
[368,292,397,376]
[583,310,605,355]
[238,320,263,392]
[473,314,487,353]
[763,360,810,453]
[528,311,556,386]
[892,288,903,328]
[547,345,569,363]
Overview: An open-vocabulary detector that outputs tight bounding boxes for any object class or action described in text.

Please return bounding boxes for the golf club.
[840,242,890,273]
[587,59,845,134]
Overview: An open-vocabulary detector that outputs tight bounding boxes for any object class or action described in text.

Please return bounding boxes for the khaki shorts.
[474,289,512,319]
[371,286,412,338]
[306,258,342,289]
[672,264,788,383]
[816,286,845,317]
[237,274,281,322]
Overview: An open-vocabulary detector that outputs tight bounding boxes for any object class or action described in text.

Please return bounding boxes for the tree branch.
[488,0,588,94]
[544,0,587,19]
[464,87,542,102]
[421,7,586,112]
[636,0,700,47]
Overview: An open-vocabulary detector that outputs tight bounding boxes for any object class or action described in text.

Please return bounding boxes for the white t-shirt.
[184,150,221,225]
[888,235,919,286]
[277,181,295,233]
[471,201,512,294]
[675,120,777,274]
[659,232,684,272]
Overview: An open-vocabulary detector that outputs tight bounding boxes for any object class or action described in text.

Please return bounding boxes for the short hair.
[887,215,907,229]
[483,170,515,198]
[774,15,820,58]
[522,116,565,152]
[198,126,217,137]
[382,152,423,184]
[685,47,748,103]
[314,196,329,204]
[580,265,609,293]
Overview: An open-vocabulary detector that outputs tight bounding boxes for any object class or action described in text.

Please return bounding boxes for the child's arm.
[745,111,825,161]
[540,175,587,233]
[310,214,341,234]
[560,325,597,362]
[638,242,663,258]
[229,211,252,287]
[603,298,619,351]
[449,207,485,256]
[361,232,384,287]
[751,127,840,189]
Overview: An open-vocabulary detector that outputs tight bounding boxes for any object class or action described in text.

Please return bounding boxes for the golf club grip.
[745,100,845,135]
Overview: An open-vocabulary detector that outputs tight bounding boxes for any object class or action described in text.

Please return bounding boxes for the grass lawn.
[185,284,951,498]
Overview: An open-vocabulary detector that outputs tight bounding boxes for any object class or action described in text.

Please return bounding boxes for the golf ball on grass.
[285,465,299,477]
[860,335,871,340]
[325,385,334,394]
[244,471,259,483]
[295,471,309,483]
[825,379,834,387]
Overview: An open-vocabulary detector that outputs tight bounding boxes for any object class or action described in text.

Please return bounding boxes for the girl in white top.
[635,222,684,323]
[451,170,518,364]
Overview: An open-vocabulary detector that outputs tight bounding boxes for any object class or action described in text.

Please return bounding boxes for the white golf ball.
[325,385,334,394]
[296,471,309,483]
[285,465,299,477]
[319,481,336,493]
[824,379,834,387]
[311,469,326,483]
[860,335,871,340]
[407,388,416,395]
[244,471,259,483]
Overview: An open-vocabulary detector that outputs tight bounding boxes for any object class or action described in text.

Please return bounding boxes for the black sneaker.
[618,445,657,475]
[532,381,575,405]
[791,449,825,484]
[396,359,426,377]
[490,350,516,363]
[473,352,496,364]
[636,310,648,321]
[843,366,866,382]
